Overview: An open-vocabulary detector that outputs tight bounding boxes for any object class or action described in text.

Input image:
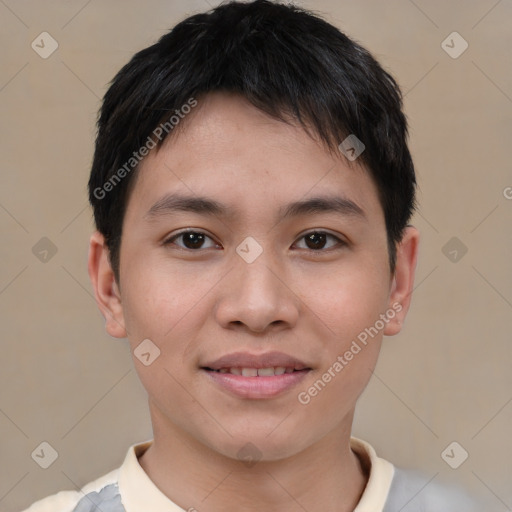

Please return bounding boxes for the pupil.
[184,232,204,249]
[305,232,326,250]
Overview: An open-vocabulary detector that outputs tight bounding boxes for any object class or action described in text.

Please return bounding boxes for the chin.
[201,427,310,464]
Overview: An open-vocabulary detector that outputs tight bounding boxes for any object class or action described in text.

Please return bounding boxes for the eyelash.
[163,229,346,252]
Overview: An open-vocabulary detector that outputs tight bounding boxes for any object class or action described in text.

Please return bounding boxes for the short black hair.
[88,0,416,283]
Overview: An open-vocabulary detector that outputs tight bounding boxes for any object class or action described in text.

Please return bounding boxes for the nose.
[214,248,300,334]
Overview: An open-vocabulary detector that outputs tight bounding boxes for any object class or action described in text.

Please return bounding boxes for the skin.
[88,92,419,512]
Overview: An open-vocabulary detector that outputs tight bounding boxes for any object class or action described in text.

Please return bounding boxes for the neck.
[138,401,369,512]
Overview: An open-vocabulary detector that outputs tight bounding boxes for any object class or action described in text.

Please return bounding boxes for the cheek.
[295,257,390,338]
[120,262,221,400]
[121,260,210,342]
[119,268,209,411]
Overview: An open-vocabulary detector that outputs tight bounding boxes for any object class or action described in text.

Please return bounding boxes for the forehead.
[125,92,384,225]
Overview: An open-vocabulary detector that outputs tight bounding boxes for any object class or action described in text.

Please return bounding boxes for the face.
[89,92,418,462]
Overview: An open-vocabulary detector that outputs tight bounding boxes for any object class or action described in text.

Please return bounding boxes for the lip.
[202,368,311,399]
[200,350,312,400]
[201,350,310,371]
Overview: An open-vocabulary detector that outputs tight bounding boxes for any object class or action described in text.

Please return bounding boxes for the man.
[24,1,482,510]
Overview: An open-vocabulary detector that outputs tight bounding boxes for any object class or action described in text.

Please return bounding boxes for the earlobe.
[87,231,127,338]
[384,226,420,336]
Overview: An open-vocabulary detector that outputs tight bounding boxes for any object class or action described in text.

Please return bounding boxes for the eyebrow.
[279,195,366,221]
[144,192,366,222]
[145,194,230,219]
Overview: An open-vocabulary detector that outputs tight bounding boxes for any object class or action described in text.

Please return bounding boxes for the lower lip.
[202,369,311,399]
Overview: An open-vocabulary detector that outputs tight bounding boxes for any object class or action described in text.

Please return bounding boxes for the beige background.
[1,1,511,510]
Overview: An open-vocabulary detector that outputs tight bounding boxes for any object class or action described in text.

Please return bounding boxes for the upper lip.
[201,351,311,371]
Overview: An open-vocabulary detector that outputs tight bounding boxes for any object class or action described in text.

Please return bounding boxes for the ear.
[87,231,127,338]
[384,226,420,336]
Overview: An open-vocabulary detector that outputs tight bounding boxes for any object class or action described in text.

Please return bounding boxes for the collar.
[118,437,394,512]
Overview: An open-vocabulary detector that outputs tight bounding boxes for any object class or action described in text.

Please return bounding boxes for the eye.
[293,231,345,251]
[163,230,220,250]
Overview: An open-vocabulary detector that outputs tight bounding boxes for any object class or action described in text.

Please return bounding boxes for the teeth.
[257,367,275,377]
[213,366,295,376]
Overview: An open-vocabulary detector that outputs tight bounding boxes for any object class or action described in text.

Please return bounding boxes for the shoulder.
[21,468,120,512]
[384,466,483,512]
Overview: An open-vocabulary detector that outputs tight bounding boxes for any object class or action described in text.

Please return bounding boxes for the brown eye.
[294,231,344,251]
[164,230,218,250]
[305,232,327,250]
[181,232,206,249]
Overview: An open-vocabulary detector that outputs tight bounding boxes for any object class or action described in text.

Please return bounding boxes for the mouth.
[200,351,312,399]
[201,350,311,373]
[202,366,308,376]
